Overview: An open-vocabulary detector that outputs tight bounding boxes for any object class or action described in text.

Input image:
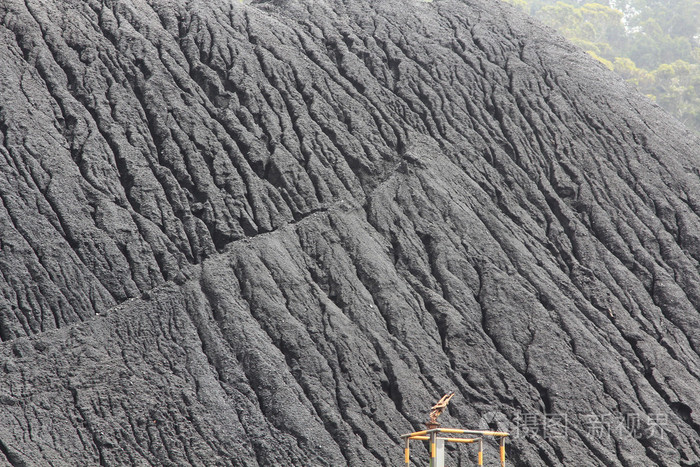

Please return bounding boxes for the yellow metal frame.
[400,427,509,467]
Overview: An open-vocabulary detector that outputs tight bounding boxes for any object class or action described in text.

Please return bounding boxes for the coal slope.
[1,0,700,465]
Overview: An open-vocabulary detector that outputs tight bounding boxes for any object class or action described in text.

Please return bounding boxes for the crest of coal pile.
[1,0,699,465]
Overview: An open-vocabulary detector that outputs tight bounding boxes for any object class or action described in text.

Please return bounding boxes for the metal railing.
[400,427,509,466]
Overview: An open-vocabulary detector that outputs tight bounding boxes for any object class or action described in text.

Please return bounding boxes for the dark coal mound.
[1,0,700,465]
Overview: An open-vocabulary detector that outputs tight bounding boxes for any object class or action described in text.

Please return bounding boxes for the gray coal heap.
[1,0,699,465]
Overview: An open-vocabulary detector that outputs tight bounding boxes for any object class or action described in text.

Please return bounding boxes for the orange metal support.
[500,436,506,467]
[400,427,509,466]
[404,437,410,466]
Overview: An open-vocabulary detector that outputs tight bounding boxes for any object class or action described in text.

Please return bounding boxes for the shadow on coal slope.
[1,0,700,465]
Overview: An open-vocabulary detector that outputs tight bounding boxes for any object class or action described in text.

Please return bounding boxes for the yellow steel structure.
[400,427,509,467]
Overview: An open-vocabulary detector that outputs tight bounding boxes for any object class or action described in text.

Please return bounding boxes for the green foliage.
[503,0,529,10]
[506,0,700,133]
[612,57,654,88]
[587,50,614,69]
[649,60,700,129]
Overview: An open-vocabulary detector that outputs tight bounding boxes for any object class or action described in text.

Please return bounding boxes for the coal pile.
[1,0,700,465]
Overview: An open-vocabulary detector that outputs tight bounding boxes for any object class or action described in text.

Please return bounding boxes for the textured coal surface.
[1,0,700,465]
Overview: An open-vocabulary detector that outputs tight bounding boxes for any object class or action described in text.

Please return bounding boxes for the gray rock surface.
[1,0,700,465]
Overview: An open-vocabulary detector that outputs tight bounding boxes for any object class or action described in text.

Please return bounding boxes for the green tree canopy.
[504,0,700,134]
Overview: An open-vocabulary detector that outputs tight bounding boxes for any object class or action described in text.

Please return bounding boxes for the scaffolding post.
[478,437,483,466]
[429,430,437,467]
[435,438,445,467]
[500,436,506,467]
[404,437,410,466]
